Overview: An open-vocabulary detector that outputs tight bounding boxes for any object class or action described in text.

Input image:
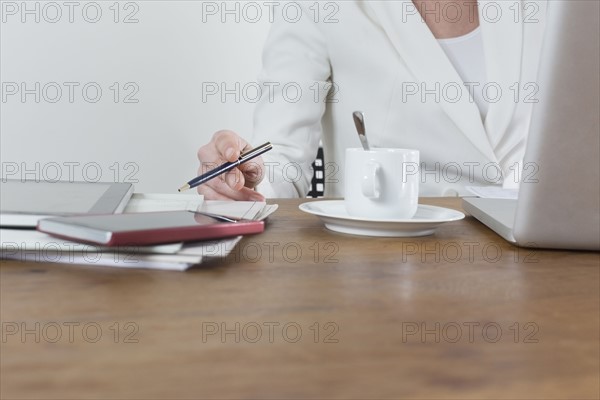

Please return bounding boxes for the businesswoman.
[196,0,548,200]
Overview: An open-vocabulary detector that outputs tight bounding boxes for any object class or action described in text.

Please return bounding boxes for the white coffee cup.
[344,148,419,219]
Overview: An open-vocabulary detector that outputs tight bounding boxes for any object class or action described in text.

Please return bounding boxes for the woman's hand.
[196,130,266,201]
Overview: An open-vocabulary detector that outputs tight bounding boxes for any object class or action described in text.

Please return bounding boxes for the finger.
[197,139,223,164]
[239,187,265,201]
[195,158,244,191]
[199,163,244,191]
[212,130,249,162]
[205,173,243,196]
[225,169,245,191]
[238,158,265,188]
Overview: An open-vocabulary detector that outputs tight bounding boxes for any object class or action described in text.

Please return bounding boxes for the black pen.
[178,142,273,192]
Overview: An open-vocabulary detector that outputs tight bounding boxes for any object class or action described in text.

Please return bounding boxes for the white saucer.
[299,200,465,237]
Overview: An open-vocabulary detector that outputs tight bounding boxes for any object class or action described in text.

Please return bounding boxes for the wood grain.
[1,198,598,399]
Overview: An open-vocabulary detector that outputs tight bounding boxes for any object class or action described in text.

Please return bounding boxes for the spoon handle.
[353,111,370,151]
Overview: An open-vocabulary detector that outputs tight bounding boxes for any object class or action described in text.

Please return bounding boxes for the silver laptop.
[463,0,600,251]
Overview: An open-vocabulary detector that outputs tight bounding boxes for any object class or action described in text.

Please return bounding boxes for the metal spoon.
[352,111,370,151]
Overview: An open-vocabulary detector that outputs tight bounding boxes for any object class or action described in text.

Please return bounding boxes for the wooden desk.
[1,198,598,399]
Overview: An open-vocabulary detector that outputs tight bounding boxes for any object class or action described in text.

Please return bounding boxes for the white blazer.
[252,0,548,197]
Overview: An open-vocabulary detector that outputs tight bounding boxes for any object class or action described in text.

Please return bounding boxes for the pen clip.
[239,142,273,162]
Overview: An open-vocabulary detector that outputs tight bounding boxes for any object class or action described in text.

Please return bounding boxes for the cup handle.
[361,161,381,199]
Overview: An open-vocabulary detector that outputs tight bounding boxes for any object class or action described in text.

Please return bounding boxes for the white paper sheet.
[202,201,278,221]
[124,193,204,213]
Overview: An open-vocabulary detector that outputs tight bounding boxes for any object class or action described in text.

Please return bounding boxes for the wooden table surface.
[1,198,599,399]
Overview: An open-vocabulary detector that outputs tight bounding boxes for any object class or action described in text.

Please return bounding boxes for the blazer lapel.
[479,0,524,151]
[364,0,497,162]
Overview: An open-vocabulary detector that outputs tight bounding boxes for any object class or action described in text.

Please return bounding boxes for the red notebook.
[37,210,264,246]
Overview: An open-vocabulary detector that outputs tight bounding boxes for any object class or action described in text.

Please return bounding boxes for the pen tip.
[178,184,190,192]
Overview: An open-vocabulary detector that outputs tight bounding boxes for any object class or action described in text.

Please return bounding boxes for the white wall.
[1,1,271,192]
